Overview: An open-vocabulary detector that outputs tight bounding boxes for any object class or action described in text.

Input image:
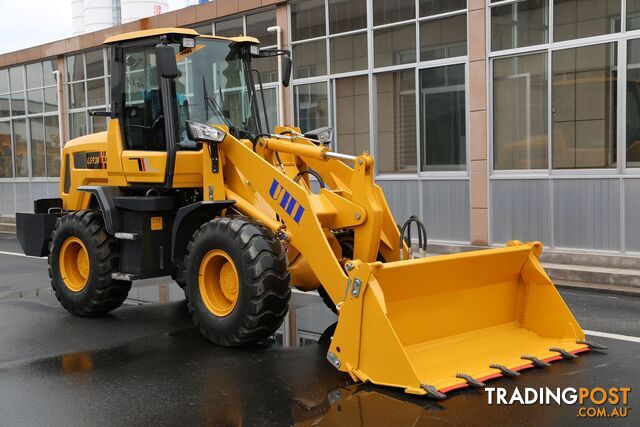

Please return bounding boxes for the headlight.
[304,126,333,145]
[185,121,226,143]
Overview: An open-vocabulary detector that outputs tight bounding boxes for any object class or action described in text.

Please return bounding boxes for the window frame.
[0,58,60,181]
[65,48,110,142]
[289,0,470,178]
[487,0,640,176]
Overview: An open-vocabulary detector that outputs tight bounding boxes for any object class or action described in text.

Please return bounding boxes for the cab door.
[121,45,201,187]
[119,45,169,184]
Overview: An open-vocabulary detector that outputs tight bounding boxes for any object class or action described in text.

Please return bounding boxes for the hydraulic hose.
[399,215,428,260]
[293,168,326,189]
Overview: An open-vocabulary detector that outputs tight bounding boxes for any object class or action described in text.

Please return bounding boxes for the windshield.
[174,38,258,144]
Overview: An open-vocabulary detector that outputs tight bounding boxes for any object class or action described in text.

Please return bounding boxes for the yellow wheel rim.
[198,249,239,317]
[59,237,90,292]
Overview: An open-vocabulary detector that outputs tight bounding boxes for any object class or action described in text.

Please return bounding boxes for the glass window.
[376,70,416,173]
[69,111,87,140]
[553,43,617,169]
[26,63,43,89]
[0,121,12,177]
[13,119,28,177]
[491,0,548,51]
[257,86,279,131]
[193,23,213,36]
[0,69,9,94]
[420,0,467,17]
[420,14,467,61]
[329,0,367,34]
[374,24,416,68]
[554,0,620,42]
[373,0,415,26]
[45,116,60,177]
[11,91,25,116]
[293,40,327,78]
[493,53,548,170]
[335,76,370,156]
[291,0,326,41]
[246,10,277,46]
[27,89,44,114]
[91,115,108,133]
[254,55,279,84]
[44,87,58,112]
[330,33,368,74]
[628,39,640,167]
[0,93,9,119]
[123,47,164,150]
[294,82,329,132]
[420,64,466,171]
[215,17,244,38]
[85,50,105,79]
[629,0,640,30]
[43,60,57,86]
[30,117,45,177]
[87,79,106,107]
[66,54,84,82]
[10,66,24,92]
[68,82,86,109]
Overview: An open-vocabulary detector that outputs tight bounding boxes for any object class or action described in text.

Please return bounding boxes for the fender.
[77,186,123,234]
[171,200,235,279]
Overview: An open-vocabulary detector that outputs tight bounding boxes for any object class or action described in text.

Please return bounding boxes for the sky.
[0,0,188,54]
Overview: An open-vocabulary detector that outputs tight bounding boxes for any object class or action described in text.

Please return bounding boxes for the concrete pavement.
[0,237,638,425]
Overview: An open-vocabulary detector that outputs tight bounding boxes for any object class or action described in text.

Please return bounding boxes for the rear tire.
[184,217,291,346]
[49,210,131,316]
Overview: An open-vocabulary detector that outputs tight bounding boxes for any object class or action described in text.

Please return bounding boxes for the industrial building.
[1,0,639,257]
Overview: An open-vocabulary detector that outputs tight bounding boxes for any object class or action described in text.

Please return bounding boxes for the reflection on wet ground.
[0,277,639,425]
[1,277,339,349]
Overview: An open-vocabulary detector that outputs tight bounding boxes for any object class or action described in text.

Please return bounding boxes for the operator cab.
[104,28,291,188]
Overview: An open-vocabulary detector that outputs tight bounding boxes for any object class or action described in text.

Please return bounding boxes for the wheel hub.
[59,237,89,292]
[198,249,239,317]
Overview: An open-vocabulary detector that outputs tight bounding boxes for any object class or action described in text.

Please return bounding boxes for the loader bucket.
[328,242,590,397]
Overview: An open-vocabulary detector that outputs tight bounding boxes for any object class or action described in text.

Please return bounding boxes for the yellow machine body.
[56,28,591,397]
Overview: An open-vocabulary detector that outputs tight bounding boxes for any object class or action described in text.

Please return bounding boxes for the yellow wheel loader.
[16,28,604,398]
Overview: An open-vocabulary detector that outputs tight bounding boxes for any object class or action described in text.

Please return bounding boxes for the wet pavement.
[0,235,638,426]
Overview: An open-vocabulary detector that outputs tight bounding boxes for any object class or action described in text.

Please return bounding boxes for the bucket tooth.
[420,384,447,400]
[577,340,608,351]
[455,373,485,388]
[521,355,551,368]
[489,364,520,377]
[549,347,577,359]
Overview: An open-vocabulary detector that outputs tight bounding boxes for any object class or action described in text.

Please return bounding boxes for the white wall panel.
[625,179,640,253]
[491,179,551,245]
[421,180,470,242]
[553,179,620,251]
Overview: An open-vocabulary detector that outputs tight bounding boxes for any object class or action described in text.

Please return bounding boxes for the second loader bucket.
[327,242,591,397]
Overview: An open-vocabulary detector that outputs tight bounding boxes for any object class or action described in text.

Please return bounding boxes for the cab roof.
[103,27,259,45]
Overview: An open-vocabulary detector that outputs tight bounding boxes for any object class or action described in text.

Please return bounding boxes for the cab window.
[122,47,165,151]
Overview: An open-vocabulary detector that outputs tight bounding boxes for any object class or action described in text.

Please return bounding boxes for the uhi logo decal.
[130,157,159,172]
[269,179,305,223]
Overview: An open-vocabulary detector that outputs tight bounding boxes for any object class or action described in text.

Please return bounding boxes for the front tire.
[184,217,291,346]
[49,210,131,316]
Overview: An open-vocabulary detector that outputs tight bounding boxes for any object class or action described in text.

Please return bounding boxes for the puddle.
[2,276,338,349]
[126,278,338,347]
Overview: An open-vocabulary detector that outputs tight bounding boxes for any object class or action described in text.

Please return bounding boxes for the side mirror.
[156,43,178,79]
[282,56,292,88]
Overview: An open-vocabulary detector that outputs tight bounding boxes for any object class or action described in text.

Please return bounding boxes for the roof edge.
[104,27,199,44]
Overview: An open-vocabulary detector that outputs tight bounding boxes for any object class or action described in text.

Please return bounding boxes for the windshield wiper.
[201,75,232,128]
